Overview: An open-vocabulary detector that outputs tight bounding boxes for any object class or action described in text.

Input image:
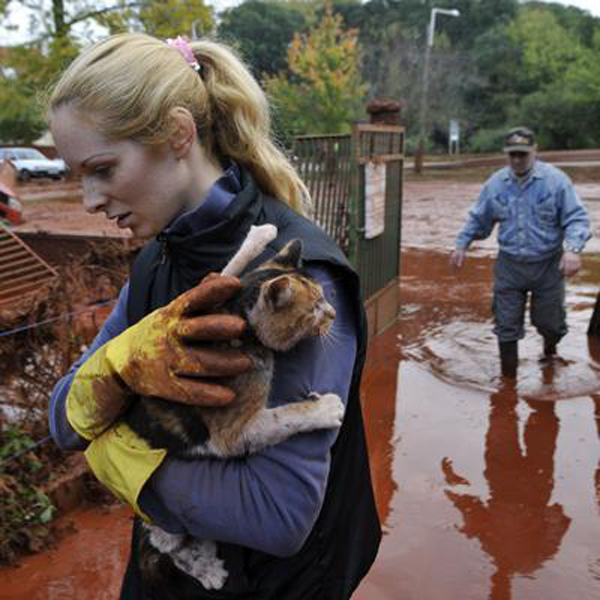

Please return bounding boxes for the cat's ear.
[273,239,303,269]
[266,275,293,310]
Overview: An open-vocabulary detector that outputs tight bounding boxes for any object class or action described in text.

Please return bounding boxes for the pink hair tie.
[167,36,201,73]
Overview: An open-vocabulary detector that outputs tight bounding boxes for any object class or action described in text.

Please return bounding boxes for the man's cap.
[503,127,536,153]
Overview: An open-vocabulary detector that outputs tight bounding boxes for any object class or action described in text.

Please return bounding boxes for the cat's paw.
[148,527,185,553]
[311,393,345,428]
[197,558,228,590]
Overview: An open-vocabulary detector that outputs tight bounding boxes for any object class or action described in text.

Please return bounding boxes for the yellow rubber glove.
[67,273,252,441]
[84,421,165,520]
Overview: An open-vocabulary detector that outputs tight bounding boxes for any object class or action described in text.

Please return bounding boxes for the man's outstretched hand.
[450,248,466,269]
[559,251,582,277]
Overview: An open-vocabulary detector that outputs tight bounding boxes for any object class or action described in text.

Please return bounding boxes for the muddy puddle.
[355,247,600,600]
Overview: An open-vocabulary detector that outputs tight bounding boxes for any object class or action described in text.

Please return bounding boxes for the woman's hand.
[66,273,252,440]
[107,273,251,403]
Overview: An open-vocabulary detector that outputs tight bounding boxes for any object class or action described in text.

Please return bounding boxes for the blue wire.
[0,299,116,338]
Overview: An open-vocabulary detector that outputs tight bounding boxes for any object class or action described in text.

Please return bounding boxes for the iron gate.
[292,124,404,302]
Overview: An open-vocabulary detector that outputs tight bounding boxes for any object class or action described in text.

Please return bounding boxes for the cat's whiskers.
[318,328,339,350]
[316,276,346,291]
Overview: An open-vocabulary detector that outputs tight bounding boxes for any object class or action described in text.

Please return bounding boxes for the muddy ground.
[2,158,600,599]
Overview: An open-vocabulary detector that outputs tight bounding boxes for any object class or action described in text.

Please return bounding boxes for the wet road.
[2,172,600,599]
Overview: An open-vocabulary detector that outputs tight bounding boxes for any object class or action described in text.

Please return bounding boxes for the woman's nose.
[81,178,106,214]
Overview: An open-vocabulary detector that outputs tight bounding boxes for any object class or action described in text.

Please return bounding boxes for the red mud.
[0,505,132,600]
[354,248,600,600]
[12,180,125,238]
[1,161,600,599]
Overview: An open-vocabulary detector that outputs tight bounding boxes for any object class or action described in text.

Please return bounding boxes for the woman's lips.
[116,212,132,228]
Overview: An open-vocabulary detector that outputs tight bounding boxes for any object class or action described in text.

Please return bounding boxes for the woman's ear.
[168,106,197,159]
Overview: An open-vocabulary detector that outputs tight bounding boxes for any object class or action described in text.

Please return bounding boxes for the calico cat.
[124,230,344,590]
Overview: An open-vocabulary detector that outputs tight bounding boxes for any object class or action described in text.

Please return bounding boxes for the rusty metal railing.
[292,125,404,301]
[292,134,354,255]
[0,223,58,308]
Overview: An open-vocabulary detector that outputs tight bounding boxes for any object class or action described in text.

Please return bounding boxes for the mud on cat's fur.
[125,234,345,590]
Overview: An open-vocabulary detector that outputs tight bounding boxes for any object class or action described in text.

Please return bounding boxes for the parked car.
[0,147,67,181]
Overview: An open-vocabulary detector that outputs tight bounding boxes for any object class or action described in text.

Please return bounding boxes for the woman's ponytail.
[192,40,311,216]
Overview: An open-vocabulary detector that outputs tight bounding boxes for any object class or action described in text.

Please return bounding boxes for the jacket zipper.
[157,233,168,264]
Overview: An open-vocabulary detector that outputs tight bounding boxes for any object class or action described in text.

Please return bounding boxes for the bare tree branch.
[9,1,146,46]
[65,1,146,28]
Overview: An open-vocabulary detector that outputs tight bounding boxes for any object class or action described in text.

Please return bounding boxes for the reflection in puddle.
[356,247,600,600]
[444,387,570,600]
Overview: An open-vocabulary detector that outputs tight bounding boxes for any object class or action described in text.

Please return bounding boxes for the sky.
[544,0,600,15]
[1,0,599,45]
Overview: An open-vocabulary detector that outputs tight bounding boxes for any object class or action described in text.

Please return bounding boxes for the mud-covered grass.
[406,164,600,185]
[0,426,65,564]
[406,166,498,183]
[0,240,134,565]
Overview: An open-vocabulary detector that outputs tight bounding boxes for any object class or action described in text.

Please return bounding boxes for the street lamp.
[414,7,460,173]
[191,19,203,40]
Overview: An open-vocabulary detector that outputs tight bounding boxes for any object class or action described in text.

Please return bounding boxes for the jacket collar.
[164,161,242,238]
[503,159,544,183]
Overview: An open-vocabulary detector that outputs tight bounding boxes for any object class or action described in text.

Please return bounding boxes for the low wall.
[16,231,134,266]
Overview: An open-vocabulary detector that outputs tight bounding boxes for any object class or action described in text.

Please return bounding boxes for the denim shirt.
[456,160,591,260]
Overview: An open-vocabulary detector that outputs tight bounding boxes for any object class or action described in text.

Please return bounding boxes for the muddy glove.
[66,273,252,441]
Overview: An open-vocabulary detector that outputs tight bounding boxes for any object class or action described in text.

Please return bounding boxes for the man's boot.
[499,341,518,379]
[543,336,558,358]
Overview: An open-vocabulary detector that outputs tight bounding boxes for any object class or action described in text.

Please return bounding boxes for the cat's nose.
[324,304,336,320]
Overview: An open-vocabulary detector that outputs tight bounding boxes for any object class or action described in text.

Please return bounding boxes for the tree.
[0,36,78,142]
[264,5,367,136]
[218,1,306,77]
[0,0,215,142]
[507,7,584,89]
[513,19,600,149]
[137,0,212,40]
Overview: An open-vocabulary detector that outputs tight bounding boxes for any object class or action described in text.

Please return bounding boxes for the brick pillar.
[366,99,402,125]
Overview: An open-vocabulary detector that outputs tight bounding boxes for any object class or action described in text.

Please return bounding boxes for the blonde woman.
[48,33,380,599]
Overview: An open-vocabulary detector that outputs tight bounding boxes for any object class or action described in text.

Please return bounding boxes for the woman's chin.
[128,222,156,239]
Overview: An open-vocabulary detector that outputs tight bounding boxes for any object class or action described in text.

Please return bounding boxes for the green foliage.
[467,127,507,154]
[264,5,367,136]
[218,1,306,76]
[507,7,583,88]
[138,0,214,40]
[0,85,46,144]
[0,0,215,143]
[0,38,79,143]
[500,5,600,149]
[0,427,56,565]
[2,0,600,149]
[514,84,599,150]
[528,0,599,47]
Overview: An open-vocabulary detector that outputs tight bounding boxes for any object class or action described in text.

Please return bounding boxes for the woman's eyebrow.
[81,153,115,167]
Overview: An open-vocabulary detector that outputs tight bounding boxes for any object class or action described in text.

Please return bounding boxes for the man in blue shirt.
[450,127,591,379]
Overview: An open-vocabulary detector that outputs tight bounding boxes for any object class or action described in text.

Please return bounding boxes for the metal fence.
[292,124,404,301]
[293,134,354,254]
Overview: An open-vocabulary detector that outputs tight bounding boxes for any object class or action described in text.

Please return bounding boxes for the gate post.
[351,100,404,338]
